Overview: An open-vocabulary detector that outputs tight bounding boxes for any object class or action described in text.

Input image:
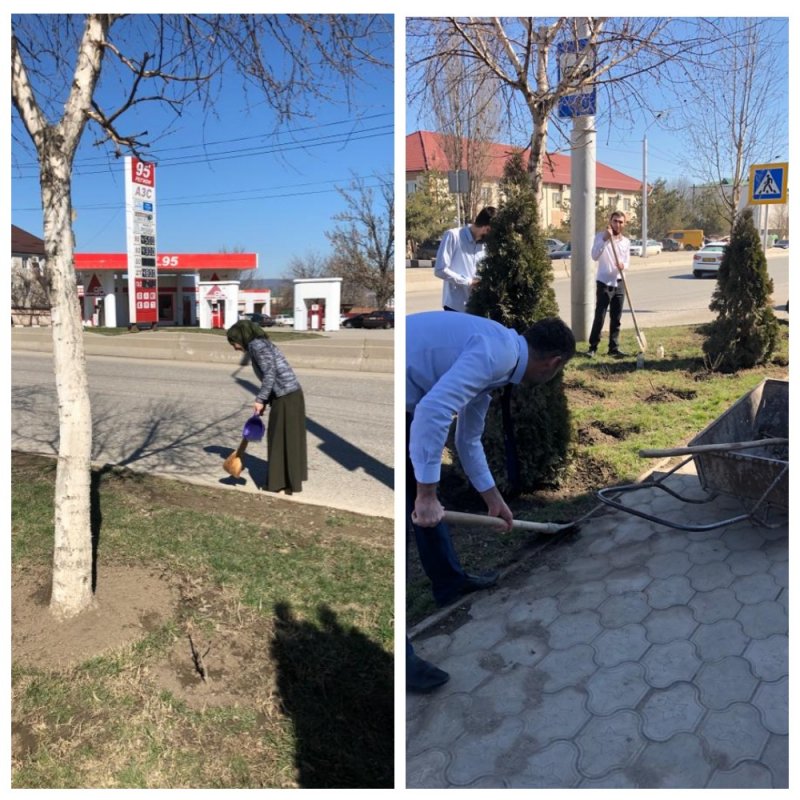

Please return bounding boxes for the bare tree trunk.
[44,174,95,619]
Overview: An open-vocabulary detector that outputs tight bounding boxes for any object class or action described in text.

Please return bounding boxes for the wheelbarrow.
[597,378,788,532]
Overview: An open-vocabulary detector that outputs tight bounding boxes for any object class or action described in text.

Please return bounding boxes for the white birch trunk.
[13,16,109,619]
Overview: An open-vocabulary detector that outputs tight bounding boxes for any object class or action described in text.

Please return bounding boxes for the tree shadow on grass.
[270,602,393,788]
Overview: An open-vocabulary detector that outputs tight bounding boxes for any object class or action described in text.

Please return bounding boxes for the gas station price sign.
[125,156,159,324]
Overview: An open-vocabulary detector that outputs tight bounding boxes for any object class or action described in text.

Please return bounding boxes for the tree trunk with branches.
[11,13,391,619]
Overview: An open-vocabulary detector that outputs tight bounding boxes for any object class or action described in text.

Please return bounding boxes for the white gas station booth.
[74,252,258,329]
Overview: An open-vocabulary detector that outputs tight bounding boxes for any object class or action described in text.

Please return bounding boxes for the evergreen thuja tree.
[703,208,780,373]
[464,152,571,494]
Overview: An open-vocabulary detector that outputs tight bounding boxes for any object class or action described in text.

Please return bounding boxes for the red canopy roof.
[73,253,258,272]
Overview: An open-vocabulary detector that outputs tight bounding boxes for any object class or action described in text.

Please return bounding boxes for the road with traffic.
[407,251,789,329]
[11,350,394,518]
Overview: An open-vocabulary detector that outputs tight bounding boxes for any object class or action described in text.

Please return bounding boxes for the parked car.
[666,229,704,251]
[240,311,275,327]
[342,312,370,328]
[273,312,294,326]
[692,243,727,278]
[544,237,565,253]
[361,310,394,329]
[662,238,681,252]
[774,239,789,249]
[549,242,572,260]
[629,239,664,257]
[415,238,442,261]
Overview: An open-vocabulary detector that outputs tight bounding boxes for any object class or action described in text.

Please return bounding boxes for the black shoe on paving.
[407,656,450,693]
[435,571,500,607]
[608,349,628,358]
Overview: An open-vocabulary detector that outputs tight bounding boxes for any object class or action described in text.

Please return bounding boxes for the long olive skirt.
[266,388,308,493]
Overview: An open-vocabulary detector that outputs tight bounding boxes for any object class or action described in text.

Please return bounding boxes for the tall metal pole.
[569,19,596,342]
[642,135,649,257]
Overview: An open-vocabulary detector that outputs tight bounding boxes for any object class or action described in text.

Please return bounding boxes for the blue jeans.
[407,413,467,605]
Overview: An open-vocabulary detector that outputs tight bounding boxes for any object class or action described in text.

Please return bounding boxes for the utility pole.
[569,20,596,342]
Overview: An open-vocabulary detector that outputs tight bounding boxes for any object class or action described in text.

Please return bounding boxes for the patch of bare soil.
[12,564,177,670]
[577,420,640,445]
[643,386,698,403]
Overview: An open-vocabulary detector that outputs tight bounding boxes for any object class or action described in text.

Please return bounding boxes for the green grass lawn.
[12,457,393,789]
[407,321,789,622]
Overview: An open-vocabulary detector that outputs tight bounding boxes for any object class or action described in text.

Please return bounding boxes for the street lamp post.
[641,112,663,258]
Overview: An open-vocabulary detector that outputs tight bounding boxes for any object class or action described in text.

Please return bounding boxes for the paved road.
[12,351,394,518]
[408,252,789,330]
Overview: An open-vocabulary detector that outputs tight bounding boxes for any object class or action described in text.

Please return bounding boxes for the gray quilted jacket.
[247,337,301,404]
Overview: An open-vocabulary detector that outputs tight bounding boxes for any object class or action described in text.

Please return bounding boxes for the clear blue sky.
[406,17,789,192]
[11,15,394,279]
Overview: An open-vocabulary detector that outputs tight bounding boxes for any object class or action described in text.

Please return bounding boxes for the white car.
[692,243,726,278]
[629,239,663,257]
[273,313,294,326]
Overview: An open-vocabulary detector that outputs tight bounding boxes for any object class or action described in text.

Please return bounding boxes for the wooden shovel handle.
[443,510,571,534]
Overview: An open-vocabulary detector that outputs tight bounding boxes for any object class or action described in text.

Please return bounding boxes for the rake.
[608,235,647,353]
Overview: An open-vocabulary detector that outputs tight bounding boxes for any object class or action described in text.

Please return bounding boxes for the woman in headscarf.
[227,319,307,494]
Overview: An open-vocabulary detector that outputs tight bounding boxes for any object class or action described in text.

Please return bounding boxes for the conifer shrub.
[463,152,572,495]
[702,209,780,373]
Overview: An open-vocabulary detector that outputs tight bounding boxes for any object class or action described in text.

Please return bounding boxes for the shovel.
[223,438,248,478]
[608,235,647,353]
[442,510,581,535]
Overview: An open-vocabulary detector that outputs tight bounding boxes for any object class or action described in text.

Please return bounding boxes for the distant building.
[11,224,50,326]
[406,130,642,229]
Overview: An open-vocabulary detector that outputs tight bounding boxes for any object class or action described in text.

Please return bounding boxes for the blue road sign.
[750,162,788,204]
[557,38,597,119]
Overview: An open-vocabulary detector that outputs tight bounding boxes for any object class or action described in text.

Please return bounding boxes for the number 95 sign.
[131,158,155,187]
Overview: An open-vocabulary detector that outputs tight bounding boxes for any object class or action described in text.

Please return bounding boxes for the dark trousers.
[589,281,625,352]
[406,413,467,606]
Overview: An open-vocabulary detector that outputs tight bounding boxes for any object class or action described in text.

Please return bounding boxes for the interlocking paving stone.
[736,600,787,638]
[434,649,495,695]
[760,734,789,788]
[707,761,774,788]
[406,748,450,788]
[725,549,770,576]
[612,518,658,546]
[630,733,713,788]
[687,539,730,564]
[413,633,453,664]
[445,716,524,785]
[598,591,651,627]
[507,740,581,788]
[467,589,514,620]
[777,587,787,612]
[555,580,608,613]
[731,573,780,605]
[762,538,788,563]
[608,541,655,570]
[586,662,649,715]
[516,569,572,602]
[690,619,748,661]
[688,587,742,624]
[593,623,650,667]
[493,636,549,669]
[603,566,652,595]
[547,610,602,650]
[687,560,734,592]
[645,551,692,579]
[578,770,638,788]
[474,666,546,717]
[742,635,788,681]
[752,678,788,735]
[769,560,788,588]
[563,555,614,582]
[447,617,508,656]
[649,531,693,554]
[504,596,560,634]
[643,606,698,644]
[698,703,769,767]
[585,535,617,556]
[642,640,701,688]
[640,682,704,741]
[646,575,695,609]
[523,686,590,745]
[721,527,766,551]
[575,710,645,778]
[695,656,758,710]
[537,644,599,692]
[407,693,473,755]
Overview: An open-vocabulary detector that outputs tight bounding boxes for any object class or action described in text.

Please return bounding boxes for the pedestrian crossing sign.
[749,162,788,204]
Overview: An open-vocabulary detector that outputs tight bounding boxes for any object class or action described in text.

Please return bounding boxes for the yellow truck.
[665,229,704,251]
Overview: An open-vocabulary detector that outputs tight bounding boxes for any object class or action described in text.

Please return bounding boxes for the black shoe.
[407,656,450,693]
[436,571,499,607]
[608,349,628,358]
